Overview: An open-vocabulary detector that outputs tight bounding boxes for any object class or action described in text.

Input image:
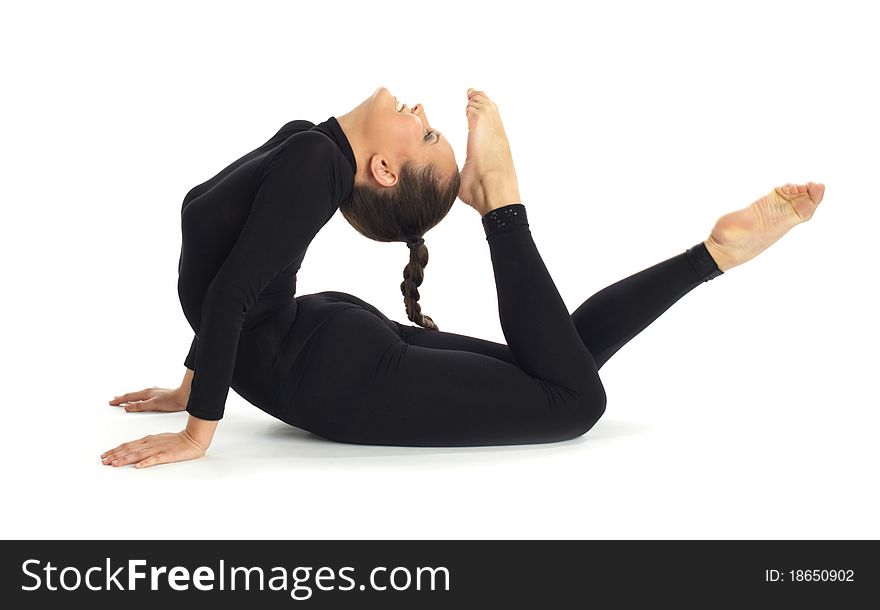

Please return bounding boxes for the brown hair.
[339,160,461,331]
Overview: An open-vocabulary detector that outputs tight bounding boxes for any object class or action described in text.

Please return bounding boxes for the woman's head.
[337,86,461,331]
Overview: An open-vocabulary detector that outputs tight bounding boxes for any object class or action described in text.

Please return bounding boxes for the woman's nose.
[413,104,429,125]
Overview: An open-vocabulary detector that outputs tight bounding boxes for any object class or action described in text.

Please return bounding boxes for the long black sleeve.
[184,132,341,420]
[184,334,198,370]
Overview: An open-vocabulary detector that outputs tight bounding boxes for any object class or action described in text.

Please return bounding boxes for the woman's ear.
[369,153,399,188]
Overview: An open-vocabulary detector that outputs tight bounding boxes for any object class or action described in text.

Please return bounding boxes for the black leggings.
[257,204,723,447]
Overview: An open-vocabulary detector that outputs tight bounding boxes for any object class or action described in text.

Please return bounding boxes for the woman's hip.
[267,293,404,412]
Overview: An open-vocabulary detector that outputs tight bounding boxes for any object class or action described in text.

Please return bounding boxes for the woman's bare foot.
[457,88,521,216]
[704,182,826,272]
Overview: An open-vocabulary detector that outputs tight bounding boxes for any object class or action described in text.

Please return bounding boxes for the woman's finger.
[108,437,159,466]
[103,446,141,465]
[123,398,154,412]
[101,433,202,469]
[101,443,128,459]
[113,389,152,403]
[101,436,151,459]
[109,389,152,405]
[134,453,167,469]
[108,449,147,467]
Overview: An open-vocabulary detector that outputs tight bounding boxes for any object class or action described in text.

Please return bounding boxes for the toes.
[773,182,823,221]
[775,184,797,200]
[775,182,812,201]
[807,181,825,204]
[779,183,799,197]
[791,197,816,221]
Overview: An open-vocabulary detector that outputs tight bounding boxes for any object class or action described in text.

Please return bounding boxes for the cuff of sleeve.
[185,404,223,421]
[686,241,724,282]
[482,203,528,238]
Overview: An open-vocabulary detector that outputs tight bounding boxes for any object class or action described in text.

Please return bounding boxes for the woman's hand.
[109,386,187,413]
[458,88,521,216]
[100,430,206,469]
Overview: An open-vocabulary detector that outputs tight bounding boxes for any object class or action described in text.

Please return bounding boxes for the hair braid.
[400,240,438,330]
[339,159,461,332]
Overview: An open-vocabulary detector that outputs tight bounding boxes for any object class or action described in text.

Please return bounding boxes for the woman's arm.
[101,375,217,468]
[100,418,215,468]
[102,132,342,467]
[178,366,194,402]
[185,414,218,450]
[183,132,339,421]
[108,365,193,414]
[101,368,216,468]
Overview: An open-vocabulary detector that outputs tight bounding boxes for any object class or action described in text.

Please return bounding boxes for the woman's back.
[176,116,357,421]
[177,117,356,331]
[179,119,316,212]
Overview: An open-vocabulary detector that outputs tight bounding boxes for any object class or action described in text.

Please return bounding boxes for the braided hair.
[339,160,460,331]
[401,236,435,329]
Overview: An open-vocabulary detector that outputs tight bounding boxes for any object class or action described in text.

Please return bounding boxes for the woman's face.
[360,86,458,187]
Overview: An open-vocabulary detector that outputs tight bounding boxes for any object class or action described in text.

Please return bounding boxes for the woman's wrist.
[175,368,194,407]
[173,385,190,409]
[185,414,218,450]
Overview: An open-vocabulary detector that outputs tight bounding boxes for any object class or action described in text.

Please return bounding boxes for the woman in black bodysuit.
[101,86,826,468]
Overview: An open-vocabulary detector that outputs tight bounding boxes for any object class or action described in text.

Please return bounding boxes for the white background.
[2,0,877,539]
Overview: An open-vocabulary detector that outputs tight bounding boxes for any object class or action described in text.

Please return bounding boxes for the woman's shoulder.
[271,119,316,140]
[263,128,345,173]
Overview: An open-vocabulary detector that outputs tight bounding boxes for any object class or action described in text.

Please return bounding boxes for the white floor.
[8,264,878,540]
[3,0,878,541]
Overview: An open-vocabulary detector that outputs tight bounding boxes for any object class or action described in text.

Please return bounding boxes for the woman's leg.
[570,243,721,368]
[399,181,826,373]
[278,178,824,447]
[275,203,607,447]
[399,241,722,371]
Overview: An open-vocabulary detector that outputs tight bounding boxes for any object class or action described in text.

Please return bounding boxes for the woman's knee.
[565,379,607,439]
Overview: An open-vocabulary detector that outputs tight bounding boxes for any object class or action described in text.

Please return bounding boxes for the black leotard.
[178,117,355,420]
[177,117,722,445]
